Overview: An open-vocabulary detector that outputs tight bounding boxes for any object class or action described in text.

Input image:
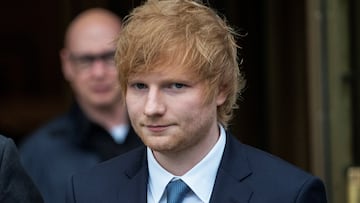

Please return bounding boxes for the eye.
[70,55,94,68]
[133,83,147,89]
[170,83,186,89]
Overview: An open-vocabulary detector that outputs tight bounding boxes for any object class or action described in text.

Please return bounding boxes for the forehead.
[66,19,120,53]
[129,62,198,82]
[69,29,116,53]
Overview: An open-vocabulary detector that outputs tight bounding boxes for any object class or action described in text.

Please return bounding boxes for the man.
[66,0,327,202]
[0,134,43,202]
[20,8,142,203]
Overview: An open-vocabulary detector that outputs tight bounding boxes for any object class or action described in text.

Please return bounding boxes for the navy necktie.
[166,179,190,203]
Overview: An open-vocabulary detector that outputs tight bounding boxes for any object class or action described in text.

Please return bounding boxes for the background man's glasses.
[69,50,116,69]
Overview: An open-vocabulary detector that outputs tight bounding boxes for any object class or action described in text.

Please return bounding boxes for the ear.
[60,49,74,82]
[216,86,227,106]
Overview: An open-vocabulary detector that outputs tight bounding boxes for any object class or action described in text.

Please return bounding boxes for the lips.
[145,125,168,132]
[92,84,111,93]
[142,123,173,133]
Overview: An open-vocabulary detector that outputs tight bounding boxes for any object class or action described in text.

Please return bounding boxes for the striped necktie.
[166,179,190,203]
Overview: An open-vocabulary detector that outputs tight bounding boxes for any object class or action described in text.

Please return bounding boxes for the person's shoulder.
[76,146,146,176]
[227,133,322,181]
[240,143,327,201]
[238,141,323,188]
[225,136,327,201]
[67,147,147,202]
[0,134,10,146]
[0,135,20,168]
[0,134,15,155]
[226,134,312,178]
[0,134,45,202]
[18,113,75,158]
[0,135,22,160]
[70,146,146,189]
[32,113,72,136]
[240,142,309,175]
[21,113,71,144]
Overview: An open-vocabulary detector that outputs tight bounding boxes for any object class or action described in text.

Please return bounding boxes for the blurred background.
[1,0,359,202]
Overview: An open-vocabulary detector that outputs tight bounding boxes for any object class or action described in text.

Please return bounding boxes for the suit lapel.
[210,133,253,203]
[117,147,149,203]
[116,134,254,203]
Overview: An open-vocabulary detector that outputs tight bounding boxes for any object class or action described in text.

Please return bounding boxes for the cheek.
[126,94,142,116]
[108,71,119,81]
[126,104,138,127]
[180,94,204,111]
[71,75,88,89]
[73,73,89,82]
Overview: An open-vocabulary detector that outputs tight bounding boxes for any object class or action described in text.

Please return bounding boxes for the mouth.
[93,85,111,93]
[143,124,172,133]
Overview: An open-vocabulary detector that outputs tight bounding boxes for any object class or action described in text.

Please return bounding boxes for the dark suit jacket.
[20,103,143,203]
[66,132,327,203]
[0,135,43,203]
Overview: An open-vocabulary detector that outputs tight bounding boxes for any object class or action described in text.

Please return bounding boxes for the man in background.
[20,8,142,203]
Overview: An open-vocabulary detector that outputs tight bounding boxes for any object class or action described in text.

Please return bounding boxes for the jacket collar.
[68,102,105,147]
[210,132,253,203]
[117,132,254,203]
[117,147,149,202]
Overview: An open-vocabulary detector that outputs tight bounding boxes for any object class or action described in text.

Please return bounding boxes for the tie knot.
[166,179,190,203]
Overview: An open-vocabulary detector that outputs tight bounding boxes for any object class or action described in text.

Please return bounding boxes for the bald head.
[60,8,123,112]
[64,8,122,52]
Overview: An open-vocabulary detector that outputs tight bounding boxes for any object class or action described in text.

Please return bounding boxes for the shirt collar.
[110,124,129,144]
[147,124,226,203]
[147,148,174,202]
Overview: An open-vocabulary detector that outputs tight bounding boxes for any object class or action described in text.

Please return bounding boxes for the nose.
[144,88,166,117]
[90,60,107,77]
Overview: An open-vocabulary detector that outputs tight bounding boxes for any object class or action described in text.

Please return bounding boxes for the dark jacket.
[20,103,143,203]
[66,132,327,203]
[0,134,43,203]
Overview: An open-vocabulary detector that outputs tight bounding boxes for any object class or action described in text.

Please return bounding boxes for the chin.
[143,137,177,152]
[147,144,173,153]
[92,96,117,105]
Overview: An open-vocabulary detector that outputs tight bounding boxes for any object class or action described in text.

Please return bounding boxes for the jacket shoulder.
[67,147,147,202]
[72,146,146,184]
[219,134,327,202]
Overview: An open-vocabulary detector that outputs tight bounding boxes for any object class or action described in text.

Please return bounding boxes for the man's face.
[62,20,121,109]
[126,64,226,156]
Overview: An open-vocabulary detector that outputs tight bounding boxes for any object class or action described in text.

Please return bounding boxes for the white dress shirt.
[109,124,129,144]
[147,125,226,203]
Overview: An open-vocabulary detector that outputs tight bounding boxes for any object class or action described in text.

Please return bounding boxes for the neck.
[79,101,128,131]
[153,123,220,176]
